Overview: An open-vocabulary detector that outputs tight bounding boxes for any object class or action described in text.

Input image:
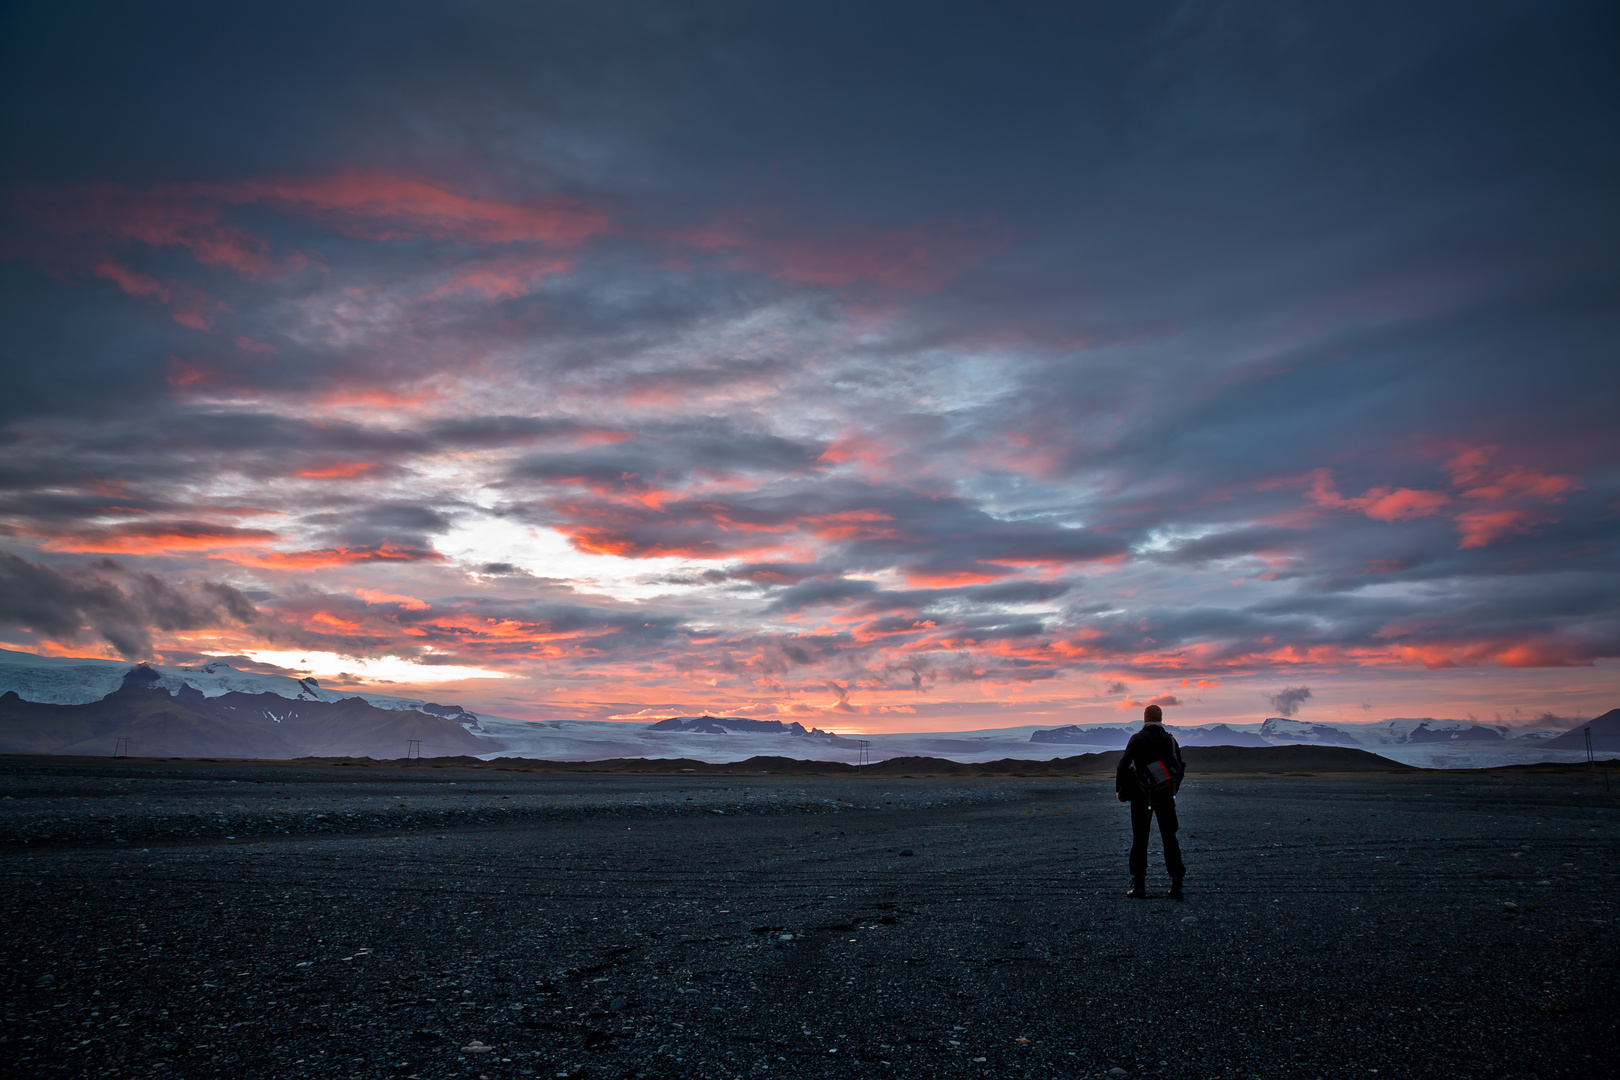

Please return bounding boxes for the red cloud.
[1444,446,1579,548]
[904,567,1013,588]
[93,259,229,330]
[355,589,430,611]
[1304,451,1580,549]
[237,544,445,569]
[296,462,380,480]
[17,171,611,332]
[24,182,280,277]
[1304,469,1450,521]
[39,521,280,554]
[212,171,608,246]
[1113,693,1181,711]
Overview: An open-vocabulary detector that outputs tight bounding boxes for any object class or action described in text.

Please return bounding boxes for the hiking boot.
[1167,880,1185,900]
[1125,880,1149,899]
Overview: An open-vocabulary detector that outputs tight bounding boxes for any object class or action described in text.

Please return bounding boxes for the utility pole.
[1588,726,1610,793]
[112,737,128,759]
[406,739,421,764]
[857,740,870,773]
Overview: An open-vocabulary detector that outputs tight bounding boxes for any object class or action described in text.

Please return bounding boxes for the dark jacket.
[1115,723,1185,798]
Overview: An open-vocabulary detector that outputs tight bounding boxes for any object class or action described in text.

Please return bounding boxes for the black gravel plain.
[2,756,1617,1080]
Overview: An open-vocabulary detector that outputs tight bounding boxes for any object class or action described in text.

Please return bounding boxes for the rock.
[609,996,626,1012]
[1109,1069,1129,1077]
[37,973,55,986]
[899,849,916,857]
[462,1040,494,1053]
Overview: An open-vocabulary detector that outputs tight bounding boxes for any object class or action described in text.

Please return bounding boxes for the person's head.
[1143,704,1163,725]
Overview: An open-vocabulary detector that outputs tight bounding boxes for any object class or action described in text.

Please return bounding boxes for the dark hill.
[0,684,490,760]
[429,745,1411,774]
[1544,708,1620,750]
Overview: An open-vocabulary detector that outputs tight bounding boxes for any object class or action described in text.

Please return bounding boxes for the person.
[1115,703,1186,899]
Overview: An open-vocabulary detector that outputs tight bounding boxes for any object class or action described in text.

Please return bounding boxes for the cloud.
[0,2,1615,725]
[0,551,256,659]
[1266,686,1313,718]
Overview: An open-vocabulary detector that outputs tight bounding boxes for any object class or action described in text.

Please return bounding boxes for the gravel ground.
[2,758,1617,1080]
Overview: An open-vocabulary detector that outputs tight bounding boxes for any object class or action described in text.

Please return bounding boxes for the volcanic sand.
[2,758,1617,1079]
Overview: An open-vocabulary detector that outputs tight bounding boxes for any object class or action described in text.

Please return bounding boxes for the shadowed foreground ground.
[2,759,1617,1080]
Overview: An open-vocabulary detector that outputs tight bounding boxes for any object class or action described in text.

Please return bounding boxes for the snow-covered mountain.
[0,649,1606,767]
[647,715,863,748]
[1021,714,1591,767]
[1242,715,1586,767]
[1028,724,1132,748]
[1257,718,1365,745]
[1176,724,1272,748]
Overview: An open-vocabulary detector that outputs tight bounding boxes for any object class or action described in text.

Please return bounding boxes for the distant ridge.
[0,681,489,759]
[277,744,1413,774]
[1543,708,1620,750]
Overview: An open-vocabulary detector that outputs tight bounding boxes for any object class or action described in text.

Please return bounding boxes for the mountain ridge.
[0,649,1608,767]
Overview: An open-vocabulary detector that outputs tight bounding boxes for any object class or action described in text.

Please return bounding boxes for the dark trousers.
[1129,790,1185,880]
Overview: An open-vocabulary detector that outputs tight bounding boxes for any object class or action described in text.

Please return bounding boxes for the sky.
[1,1,1617,731]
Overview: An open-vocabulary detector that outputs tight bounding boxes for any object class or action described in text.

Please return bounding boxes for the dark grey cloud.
[298,503,456,554]
[0,552,256,659]
[0,1,1614,715]
[509,423,824,491]
[1266,686,1313,718]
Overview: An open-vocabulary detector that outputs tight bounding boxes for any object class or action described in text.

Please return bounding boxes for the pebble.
[462,1040,493,1053]
[1109,1069,1129,1077]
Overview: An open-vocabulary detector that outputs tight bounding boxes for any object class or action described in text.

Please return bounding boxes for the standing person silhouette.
[1115,704,1186,899]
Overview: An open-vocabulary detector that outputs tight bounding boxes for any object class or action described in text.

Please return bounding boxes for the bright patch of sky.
[439,516,712,600]
[239,649,510,684]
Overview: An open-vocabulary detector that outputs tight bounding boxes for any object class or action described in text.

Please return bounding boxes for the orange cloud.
[1445,445,1578,499]
[40,521,280,554]
[1304,469,1450,521]
[238,544,445,568]
[313,385,441,410]
[904,567,1011,588]
[297,461,380,479]
[355,589,430,611]
[1434,447,1579,548]
[1454,508,1540,549]
[803,509,900,541]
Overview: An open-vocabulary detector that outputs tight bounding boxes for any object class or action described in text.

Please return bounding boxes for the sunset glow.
[1,3,1615,730]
